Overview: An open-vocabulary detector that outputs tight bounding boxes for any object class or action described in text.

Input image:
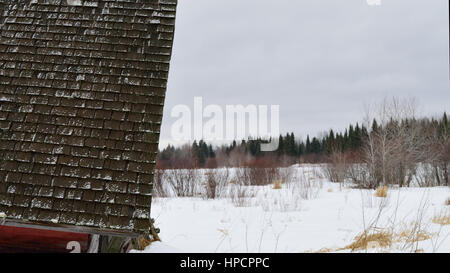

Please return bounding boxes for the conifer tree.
[305,135,311,154]
[372,119,379,132]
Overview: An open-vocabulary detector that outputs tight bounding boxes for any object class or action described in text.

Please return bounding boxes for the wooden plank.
[0,226,90,253]
[2,219,140,238]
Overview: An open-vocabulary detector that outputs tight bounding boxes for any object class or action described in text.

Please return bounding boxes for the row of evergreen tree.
[223,122,367,158]
[157,113,448,168]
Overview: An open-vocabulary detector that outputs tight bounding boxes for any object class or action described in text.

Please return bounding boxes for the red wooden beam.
[0,226,90,253]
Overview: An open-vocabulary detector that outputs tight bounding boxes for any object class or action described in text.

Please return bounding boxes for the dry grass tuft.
[345,231,392,251]
[445,198,450,206]
[397,229,431,243]
[327,188,333,193]
[432,213,450,226]
[375,186,388,198]
[314,247,334,253]
[312,226,433,253]
[317,221,435,253]
[273,180,282,190]
[134,236,156,251]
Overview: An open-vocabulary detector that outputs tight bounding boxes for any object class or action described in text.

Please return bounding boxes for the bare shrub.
[229,182,253,207]
[445,198,450,206]
[251,167,303,212]
[203,168,230,199]
[165,168,200,197]
[204,172,217,199]
[257,182,304,212]
[228,167,258,206]
[249,167,279,186]
[156,143,197,169]
[234,166,268,186]
[322,151,349,183]
[234,167,249,185]
[152,169,168,197]
[268,166,294,190]
[258,187,302,212]
[415,163,438,187]
[287,168,322,200]
[278,167,294,184]
[234,157,294,186]
[347,164,371,188]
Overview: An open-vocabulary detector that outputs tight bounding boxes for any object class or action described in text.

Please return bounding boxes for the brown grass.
[313,247,334,253]
[311,227,433,253]
[445,198,450,206]
[314,221,435,253]
[432,213,450,226]
[345,231,392,251]
[273,180,282,190]
[397,229,431,243]
[375,186,388,198]
[134,236,156,251]
[327,188,333,192]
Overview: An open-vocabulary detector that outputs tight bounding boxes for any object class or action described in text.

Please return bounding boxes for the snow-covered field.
[141,165,450,253]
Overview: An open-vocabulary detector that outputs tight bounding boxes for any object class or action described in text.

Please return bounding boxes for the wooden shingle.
[0,0,177,236]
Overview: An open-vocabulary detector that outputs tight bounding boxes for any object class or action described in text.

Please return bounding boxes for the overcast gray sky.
[159,0,449,148]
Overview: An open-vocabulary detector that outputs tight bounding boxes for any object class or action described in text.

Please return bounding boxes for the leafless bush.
[258,187,302,212]
[278,167,294,184]
[415,163,438,187]
[165,168,200,197]
[287,168,322,200]
[203,168,230,199]
[229,168,253,206]
[322,151,349,183]
[235,165,294,187]
[229,182,254,207]
[347,164,371,188]
[259,168,315,212]
[152,169,168,197]
[204,172,217,199]
[248,167,278,186]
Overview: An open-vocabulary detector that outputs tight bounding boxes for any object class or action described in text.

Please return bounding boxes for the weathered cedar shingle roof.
[0,0,176,235]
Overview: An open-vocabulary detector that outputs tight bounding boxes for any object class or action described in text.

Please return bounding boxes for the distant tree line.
[156,112,449,176]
